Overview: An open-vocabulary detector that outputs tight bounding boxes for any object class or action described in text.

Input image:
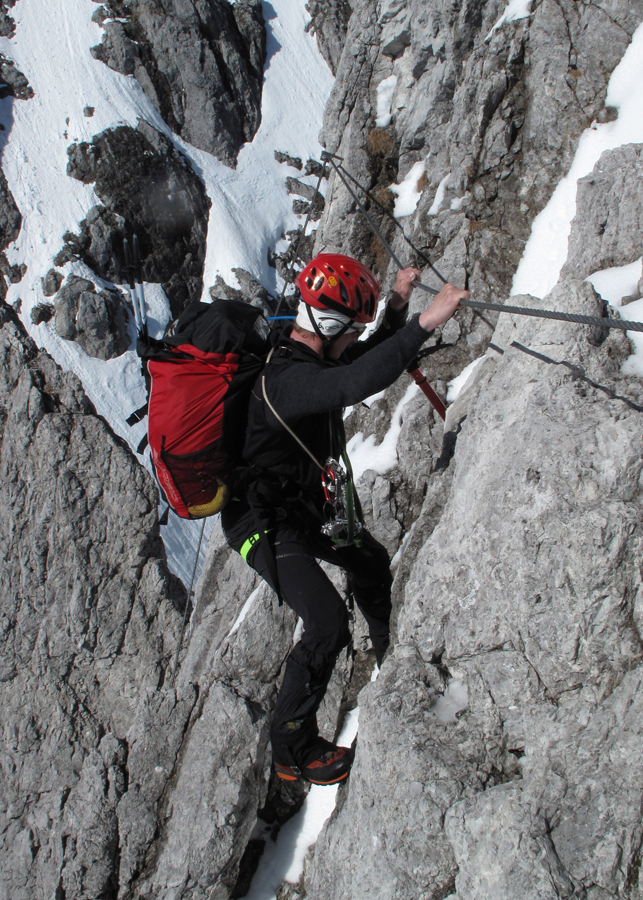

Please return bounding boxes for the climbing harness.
[169,516,206,684]
[320,455,363,546]
[320,151,643,334]
[261,348,363,546]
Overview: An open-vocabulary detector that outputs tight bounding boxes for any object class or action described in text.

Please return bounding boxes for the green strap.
[240,530,271,561]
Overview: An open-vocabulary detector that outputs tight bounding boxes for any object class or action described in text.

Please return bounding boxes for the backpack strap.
[126,402,149,426]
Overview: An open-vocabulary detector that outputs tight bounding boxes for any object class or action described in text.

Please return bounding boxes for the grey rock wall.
[562,143,643,281]
[0,301,191,899]
[316,0,642,370]
[91,0,266,166]
[0,168,21,301]
[4,0,643,896]
[62,122,210,317]
[54,274,131,360]
[308,282,643,899]
[305,0,353,76]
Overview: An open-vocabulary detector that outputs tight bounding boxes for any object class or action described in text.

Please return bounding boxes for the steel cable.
[322,153,643,335]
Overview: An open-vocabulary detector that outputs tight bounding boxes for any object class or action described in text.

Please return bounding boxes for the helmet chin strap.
[305,304,352,356]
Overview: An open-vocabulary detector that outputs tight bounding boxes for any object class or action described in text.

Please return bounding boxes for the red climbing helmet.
[296,254,380,324]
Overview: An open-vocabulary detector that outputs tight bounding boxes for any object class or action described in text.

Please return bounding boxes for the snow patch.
[347,382,420,482]
[485,0,533,41]
[447,355,487,403]
[391,522,416,569]
[511,22,643,299]
[390,160,425,218]
[293,617,304,645]
[433,680,468,724]
[586,257,643,375]
[375,74,398,128]
[361,388,386,408]
[245,708,360,899]
[586,258,642,307]
[227,586,262,638]
[427,173,451,215]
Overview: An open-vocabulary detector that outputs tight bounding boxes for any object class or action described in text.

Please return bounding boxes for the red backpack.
[130,299,270,519]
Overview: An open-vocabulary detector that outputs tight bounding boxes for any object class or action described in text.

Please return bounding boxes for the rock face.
[0,0,16,38]
[0,169,22,301]
[0,53,34,99]
[62,122,210,317]
[562,143,643,281]
[308,283,643,899]
[305,0,353,76]
[0,300,191,900]
[91,0,266,166]
[41,267,63,297]
[315,0,643,394]
[53,274,131,360]
[4,0,643,897]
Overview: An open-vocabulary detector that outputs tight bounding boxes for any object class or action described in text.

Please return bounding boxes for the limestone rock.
[305,0,353,76]
[29,302,54,325]
[0,168,22,300]
[91,0,266,165]
[0,300,189,899]
[0,53,33,99]
[63,123,210,316]
[0,0,16,37]
[41,267,63,297]
[315,0,643,385]
[53,273,131,360]
[562,144,643,280]
[308,282,643,898]
[211,267,276,311]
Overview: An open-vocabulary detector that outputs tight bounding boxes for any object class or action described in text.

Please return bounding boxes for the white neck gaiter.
[295,301,354,337]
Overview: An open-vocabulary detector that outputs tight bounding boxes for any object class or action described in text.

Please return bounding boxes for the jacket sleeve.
[264,316,432,423]
[345,301,410,360]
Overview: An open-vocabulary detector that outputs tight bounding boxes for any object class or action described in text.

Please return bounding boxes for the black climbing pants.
[222,507,392,767]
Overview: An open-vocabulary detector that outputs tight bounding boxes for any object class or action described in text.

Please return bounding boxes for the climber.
[221,253,469,785]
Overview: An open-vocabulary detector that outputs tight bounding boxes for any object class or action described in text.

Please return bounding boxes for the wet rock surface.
[91,0,266,165]
[63,122,210,317]
[53,273,131,360]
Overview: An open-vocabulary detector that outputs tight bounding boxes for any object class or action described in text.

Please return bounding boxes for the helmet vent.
[313,275,325,291]
[339,279,350,305]
[327,265,335,273]
[305,277,313,288]
[355,286,363,312]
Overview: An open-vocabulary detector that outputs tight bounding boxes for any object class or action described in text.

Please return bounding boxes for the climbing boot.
[275,740,354,785]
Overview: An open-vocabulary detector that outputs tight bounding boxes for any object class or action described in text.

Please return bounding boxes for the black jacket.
[240,304,432,520]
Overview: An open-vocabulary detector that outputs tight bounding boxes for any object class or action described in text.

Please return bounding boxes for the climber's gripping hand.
[390,267,422,309]
[419,283,470,332]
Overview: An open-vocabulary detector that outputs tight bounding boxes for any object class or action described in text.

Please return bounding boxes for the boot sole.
[275,767,351,785]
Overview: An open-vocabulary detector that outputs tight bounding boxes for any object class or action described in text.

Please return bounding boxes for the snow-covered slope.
[0,0,333,583]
